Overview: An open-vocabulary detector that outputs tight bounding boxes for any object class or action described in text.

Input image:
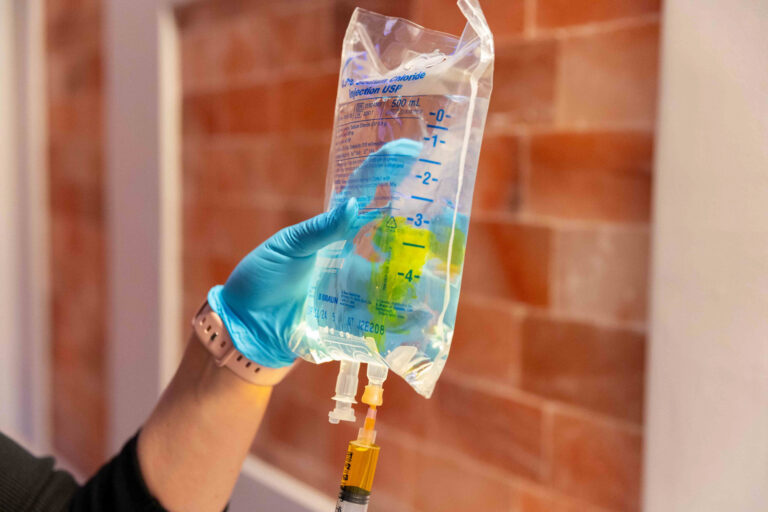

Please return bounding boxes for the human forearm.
[134,202,356,510]
[137,334,272,512]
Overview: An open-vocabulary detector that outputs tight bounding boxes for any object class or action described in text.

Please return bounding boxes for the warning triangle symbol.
[385,216,397,229]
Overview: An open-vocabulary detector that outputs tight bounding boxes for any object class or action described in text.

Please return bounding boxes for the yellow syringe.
[335,374,385,511]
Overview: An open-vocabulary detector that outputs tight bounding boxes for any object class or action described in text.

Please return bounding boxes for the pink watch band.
[191,301,294,386]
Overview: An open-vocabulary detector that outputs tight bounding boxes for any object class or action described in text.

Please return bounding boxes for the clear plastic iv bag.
[292,0,494,398]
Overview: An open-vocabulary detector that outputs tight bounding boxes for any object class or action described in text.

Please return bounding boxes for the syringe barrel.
[335,496,368,512]
[341,440,379,491]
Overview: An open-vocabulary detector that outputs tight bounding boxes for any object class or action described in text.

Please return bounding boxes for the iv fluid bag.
[293,0,494,398]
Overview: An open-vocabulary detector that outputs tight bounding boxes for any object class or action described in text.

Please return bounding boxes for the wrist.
[186,335,266,399]
[207,286,296,368]
[192,298,295,386]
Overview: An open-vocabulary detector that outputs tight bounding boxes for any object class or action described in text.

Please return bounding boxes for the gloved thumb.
[271,198,358,257]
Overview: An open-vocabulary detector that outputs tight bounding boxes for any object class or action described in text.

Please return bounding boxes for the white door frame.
[104,1,333,509]
[643,0,768,510]
[0,0,50,453]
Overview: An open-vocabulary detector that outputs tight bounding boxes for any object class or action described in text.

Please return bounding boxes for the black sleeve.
[0,431,167,512]
[67,433,168,512]
[0,431,78,512]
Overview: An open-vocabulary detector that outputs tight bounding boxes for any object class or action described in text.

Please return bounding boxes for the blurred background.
[1,0,766,511]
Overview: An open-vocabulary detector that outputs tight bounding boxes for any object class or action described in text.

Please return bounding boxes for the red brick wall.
[178,1,658,510]
[46,0,107,475]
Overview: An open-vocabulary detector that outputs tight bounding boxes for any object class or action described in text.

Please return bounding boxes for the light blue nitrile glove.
[207,198,359,368]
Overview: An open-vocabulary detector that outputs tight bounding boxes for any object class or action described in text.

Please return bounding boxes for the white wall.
[644,1,768,510]
[0,0,21,436]
[0,0,48,450]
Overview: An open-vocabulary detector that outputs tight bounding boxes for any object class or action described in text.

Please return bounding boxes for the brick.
[50,215,106,476]
[46,6,101,50]
[182,139,263,205]
[492,39,558,123]
[46,0,106,480]
[537,0,660,29]
[428,379,544,479]
[369,437,419,509]
[414,0,524,38]
[463,220,552,306]
[447,297,522,386]
[412,0,468,36]
[180,17,270,91]
[268,5,339,68]
[520,315,646,423]
[46,0,100,23]
[49,138,103,219]
[374,376,543,481]
[481,0,526,38]
[412,447,516,512]
[256,390,349,469]
[553,227,650,323]
[274,359,342,417]
[182,137,327,207]
[549,411,642,510]
[474,134,520,213]
[49,95,103,139]
[528,131,653,222]
[50,216,105,306]
[52,361,106,475]
[373,372,433,439]
[266,135,330,202]
[50,216,106,375]
[515,487,587,512]
[277,73,339,133]
[182,254,236,303]
[556,24,660,125]
[183,75,337,135]
[183,202,314,259]
[47,46,102,100]
[251,368,352,492]
[221,85,282,134]
[175,0,263,31]
[182,84,282,135]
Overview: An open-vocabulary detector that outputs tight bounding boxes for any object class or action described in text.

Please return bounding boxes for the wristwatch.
[191,300,294,386]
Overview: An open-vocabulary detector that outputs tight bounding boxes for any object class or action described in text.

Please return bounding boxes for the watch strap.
[192,300,293,386]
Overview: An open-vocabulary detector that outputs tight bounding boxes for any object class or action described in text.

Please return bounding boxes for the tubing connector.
[329,360,360,424]
[361,363,388,407]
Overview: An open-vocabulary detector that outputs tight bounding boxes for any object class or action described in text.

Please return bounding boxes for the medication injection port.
[336,368,386,511]
[329,360,360,424]
[361,363,387,407]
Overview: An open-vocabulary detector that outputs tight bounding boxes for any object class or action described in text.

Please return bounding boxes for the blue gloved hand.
[207,198,359,368]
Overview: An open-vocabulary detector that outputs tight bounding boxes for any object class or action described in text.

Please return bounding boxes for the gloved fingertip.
[329,197,358,233]
[342,197,358,222]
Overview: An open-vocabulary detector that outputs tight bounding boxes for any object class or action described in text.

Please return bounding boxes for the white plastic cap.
[328,360,360,424]
[329,401,356,424]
